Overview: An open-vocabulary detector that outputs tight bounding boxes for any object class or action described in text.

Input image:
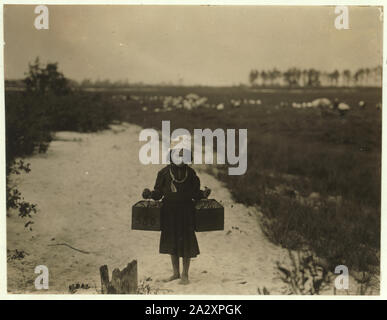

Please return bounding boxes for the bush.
[24,57,71,95]
[6,59,116,227]
[260,193,379,272]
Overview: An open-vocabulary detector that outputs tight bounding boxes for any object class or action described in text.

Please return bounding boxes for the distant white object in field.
[280,101,289,107]
[337,103,350,116]
[196,97,208,107]
[292,102,301,109]
[256,99,262,105]
[358,101,366,108]
[183,100,192,110]
[230,99,241,107]
[216,103,225,110]
[112,94,127,101]
[338,103,350,111]
[161,93,209,111]
[142,106,148,111]
[308,192,321,200]
[311,98,332,109]
[154,108,160,113]
[186,93,200,100]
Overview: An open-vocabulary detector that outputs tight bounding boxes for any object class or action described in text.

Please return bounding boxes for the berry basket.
[131,199,224,232]
[195,199,224,232]
[131,200,162,231]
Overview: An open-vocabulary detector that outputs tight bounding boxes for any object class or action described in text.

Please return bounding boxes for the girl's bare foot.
[162,274,180,282]
[179,276,189,285]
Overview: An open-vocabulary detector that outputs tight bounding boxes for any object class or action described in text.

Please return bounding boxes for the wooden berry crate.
[131,199,224,232]
[131,200,162,231]
[195,199,224,232]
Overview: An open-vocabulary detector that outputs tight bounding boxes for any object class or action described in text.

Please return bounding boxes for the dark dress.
[151,165,204,258]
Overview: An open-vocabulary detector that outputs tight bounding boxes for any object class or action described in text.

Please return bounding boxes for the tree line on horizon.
[5,57,382,89]
[248,66,382,88]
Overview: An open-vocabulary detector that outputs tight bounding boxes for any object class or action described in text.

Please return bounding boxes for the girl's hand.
[142,188,152,199]
[203,186,211,199]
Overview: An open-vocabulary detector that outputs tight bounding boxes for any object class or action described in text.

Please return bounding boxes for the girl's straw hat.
[168,134,192,164]
[169,134,191,151]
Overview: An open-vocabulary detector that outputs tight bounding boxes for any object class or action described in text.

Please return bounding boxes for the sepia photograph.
[2,3,383,296]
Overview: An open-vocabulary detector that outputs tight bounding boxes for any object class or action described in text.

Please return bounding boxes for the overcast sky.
[4,5,383,85]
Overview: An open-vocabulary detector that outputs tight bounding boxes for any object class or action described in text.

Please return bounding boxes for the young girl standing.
[142,146,210,285]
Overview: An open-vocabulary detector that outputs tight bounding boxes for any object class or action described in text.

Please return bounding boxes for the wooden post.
[99,260,138,294]
[120,260,138,294]
[110,268,121,294]
[99,265,109,294]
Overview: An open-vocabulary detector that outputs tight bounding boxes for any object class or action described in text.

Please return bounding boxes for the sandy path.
[7,123,289,295]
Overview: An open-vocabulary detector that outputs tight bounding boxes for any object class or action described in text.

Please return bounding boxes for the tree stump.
[99,260,138,294]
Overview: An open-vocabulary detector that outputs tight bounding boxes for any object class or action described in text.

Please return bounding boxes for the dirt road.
[7,123,289,294]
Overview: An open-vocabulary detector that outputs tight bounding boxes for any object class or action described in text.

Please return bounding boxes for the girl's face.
[171,148,191,167]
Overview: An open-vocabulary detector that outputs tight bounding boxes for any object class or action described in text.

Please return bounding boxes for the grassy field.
[6,86,382,276]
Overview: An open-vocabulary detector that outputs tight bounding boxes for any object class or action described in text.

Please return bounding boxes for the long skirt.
[159,199,200,258]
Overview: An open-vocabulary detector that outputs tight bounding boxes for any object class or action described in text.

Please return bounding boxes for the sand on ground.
[7,123,298,294]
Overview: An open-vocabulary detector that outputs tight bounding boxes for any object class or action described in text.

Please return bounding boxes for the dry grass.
[6,86,381,280]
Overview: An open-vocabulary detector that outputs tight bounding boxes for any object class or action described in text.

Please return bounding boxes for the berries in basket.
[131,200,162,231]
[195,199,224,232]
[131,199,224,232]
